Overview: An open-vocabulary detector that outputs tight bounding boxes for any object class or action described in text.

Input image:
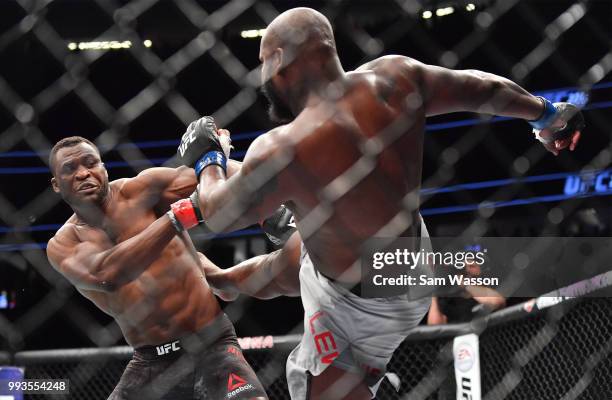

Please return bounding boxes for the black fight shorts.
[108,313,268,400]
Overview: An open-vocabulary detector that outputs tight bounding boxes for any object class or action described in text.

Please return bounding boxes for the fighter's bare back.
[260,56,426,284]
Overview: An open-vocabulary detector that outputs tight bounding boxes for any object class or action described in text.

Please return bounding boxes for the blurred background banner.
[0,0,611,398]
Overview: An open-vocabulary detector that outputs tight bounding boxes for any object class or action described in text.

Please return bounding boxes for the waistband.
[134,313,236,360]
[318,218,423,298]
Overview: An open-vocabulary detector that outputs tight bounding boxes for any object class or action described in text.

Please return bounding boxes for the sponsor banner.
[453,334,481,400]
[564,169,612,196]
[360,237,612,298]
[237,336,274,350]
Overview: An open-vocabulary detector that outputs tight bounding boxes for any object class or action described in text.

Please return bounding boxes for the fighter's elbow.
[88,263,132,292]
[96,280,120,292]
[77,273,119,292]
[89,269,122,291]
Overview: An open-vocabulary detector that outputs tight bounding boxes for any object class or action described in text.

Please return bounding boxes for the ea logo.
[455,342,474,372]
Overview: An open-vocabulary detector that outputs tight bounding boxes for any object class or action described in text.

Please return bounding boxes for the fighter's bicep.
[159,166,199,205]
[48,235,112,291]
[234,134,294,219]
[417,64,492,116]
[132,166,198,208]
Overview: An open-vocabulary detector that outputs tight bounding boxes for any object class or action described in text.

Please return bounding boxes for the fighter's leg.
[309,365,371,400]
[195,340,268,400]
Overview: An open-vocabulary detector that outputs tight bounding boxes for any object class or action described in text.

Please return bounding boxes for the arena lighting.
[67,40,153,51]
[423,6,457,19]
[466,3,476,11]
[240,29,266,39]
[436,6,455,17]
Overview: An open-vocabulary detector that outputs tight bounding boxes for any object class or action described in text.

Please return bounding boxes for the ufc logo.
[156,340,181,355]
[460,377,472,400]
[178,130,196,157]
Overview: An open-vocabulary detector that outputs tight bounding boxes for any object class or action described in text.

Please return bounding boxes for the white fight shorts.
[286,218,432,399]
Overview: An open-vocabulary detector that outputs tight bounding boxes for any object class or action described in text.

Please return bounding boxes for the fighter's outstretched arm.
[406,60,543,120]
[197,129,294,233]
[47,214,182,292]
[129,156,242,211]
[373,56,582,154]
[202,232,302,300]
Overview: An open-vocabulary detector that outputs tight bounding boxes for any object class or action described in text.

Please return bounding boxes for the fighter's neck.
[291,60,347,114]
[72,186,116,228]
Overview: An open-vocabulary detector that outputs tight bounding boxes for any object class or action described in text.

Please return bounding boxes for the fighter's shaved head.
[262,7,336,61]
[259,7,344,122]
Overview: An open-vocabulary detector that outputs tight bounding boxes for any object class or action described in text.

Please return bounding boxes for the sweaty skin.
[196,8,582,399]
[197,8,580,285]
[47,141,241,348]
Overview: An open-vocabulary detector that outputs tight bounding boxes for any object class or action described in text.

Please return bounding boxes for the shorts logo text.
[156,340,181,356]
[309,311,339,364]
[227,373,254,398]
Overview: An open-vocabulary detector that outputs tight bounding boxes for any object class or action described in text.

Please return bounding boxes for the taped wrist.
[194,151,227,177]
[528,96,557,130]
[169,196,202,231]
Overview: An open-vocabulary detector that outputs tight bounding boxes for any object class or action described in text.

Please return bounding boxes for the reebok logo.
[227,373,254,398]
[227,373,247,391]
[155,340,181,356]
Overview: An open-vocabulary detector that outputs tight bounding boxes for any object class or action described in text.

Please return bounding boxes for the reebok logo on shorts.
[227,373,254,398]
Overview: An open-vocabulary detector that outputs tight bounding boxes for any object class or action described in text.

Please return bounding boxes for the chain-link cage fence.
[1,0,611,399]
[11,298,612,399]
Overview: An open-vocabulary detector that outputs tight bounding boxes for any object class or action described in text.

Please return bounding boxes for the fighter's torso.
[67,179,220,347]
[286,56,425,283]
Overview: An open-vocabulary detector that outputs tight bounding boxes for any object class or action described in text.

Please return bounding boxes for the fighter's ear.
[272,48,284,75]
[51,177,60,193]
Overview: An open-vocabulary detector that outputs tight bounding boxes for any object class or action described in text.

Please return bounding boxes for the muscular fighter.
[46,133,268,400]
[175,8,584,400]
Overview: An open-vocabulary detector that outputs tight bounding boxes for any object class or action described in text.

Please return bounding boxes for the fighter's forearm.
[464,70,543,120]
[214,252,293,300]
[198,166,263,233]
[420,65,544,120]
[92,215,177,289]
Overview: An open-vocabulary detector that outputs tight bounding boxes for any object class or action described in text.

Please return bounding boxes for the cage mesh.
[1,0,611,399]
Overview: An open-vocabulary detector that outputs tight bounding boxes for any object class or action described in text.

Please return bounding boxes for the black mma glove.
[260,205,297,246]
[176,116,228,177]
[529,97,585,144]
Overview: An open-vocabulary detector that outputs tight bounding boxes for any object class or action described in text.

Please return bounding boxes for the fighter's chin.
[268,105,294,124]
[261,82,295,124]
[70,186,107,205]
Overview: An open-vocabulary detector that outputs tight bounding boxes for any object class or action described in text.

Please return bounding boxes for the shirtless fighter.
[46,134,268,400]
[175,8,584,400]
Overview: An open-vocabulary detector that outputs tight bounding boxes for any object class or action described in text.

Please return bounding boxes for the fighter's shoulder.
[355,55,424,76]
[243,126,290,168]
[47,219,81,261]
